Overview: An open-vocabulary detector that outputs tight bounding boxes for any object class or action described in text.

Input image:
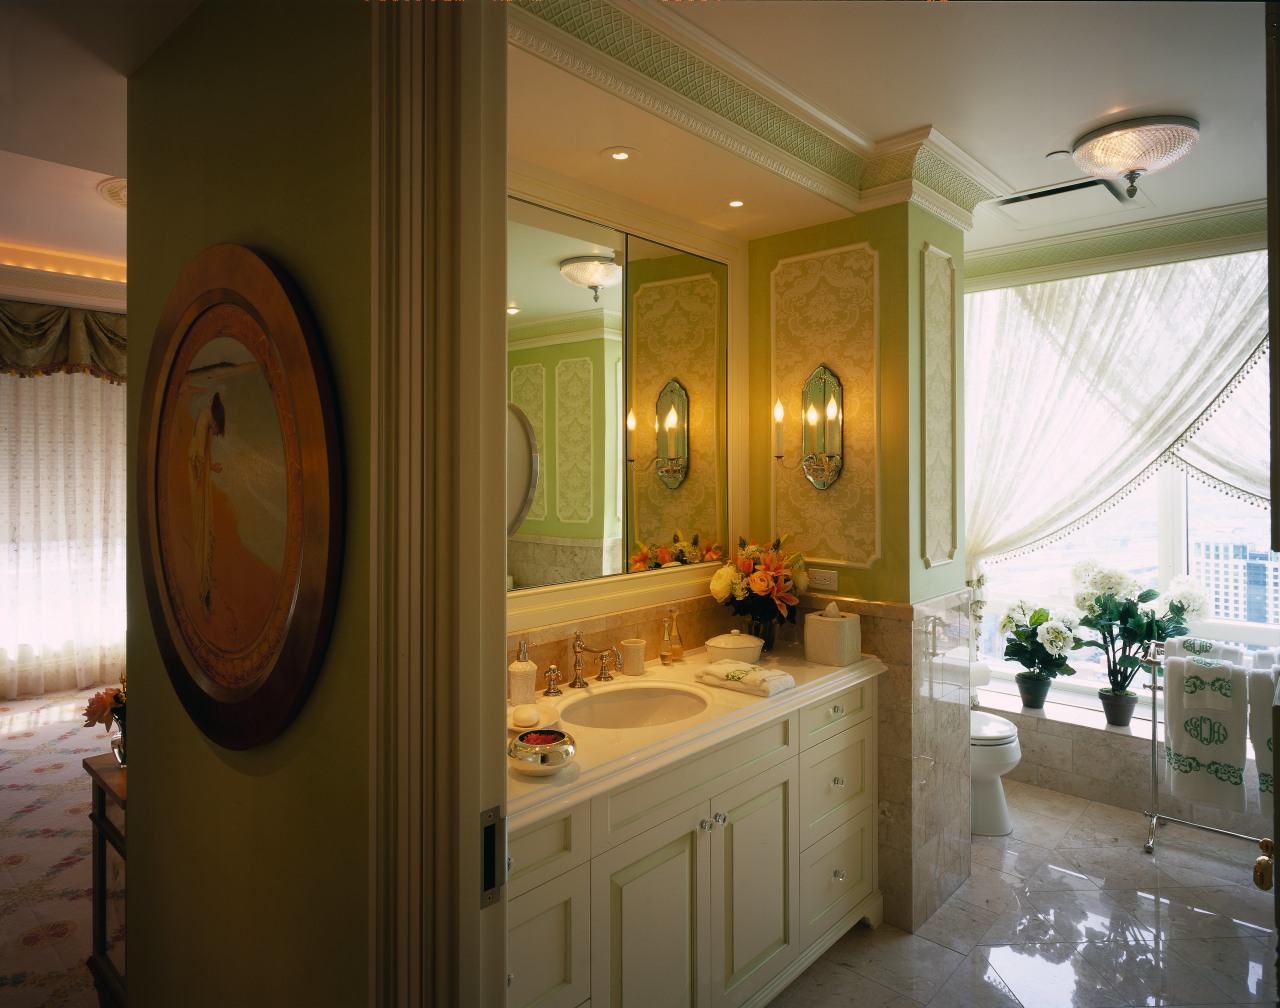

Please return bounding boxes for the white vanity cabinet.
[505,657,882,1008]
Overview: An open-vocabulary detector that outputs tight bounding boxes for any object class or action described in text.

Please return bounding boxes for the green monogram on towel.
[1184,715,1229,745]
[1261,771,1274,797]
[1183,638,1214,656]
[723,669,748,682]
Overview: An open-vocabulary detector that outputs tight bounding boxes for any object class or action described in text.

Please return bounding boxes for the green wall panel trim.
[127,1,371,1004]
[967,207,1268,284]
[911,147,999,214]
[516,0,868,187]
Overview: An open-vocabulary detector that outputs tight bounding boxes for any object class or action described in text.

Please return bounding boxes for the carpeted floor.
[0,687,112,1007]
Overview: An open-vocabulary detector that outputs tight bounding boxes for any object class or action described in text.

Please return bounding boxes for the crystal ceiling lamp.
[559,255,622,302]
[1071,116,1200,198]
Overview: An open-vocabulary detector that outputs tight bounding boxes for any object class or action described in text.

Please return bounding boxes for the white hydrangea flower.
[1072,559,1101,588]
[998,599,1032,634]
[1163,575,1207,618]
[1036,619,1074,658]
[1073,590,1101,617]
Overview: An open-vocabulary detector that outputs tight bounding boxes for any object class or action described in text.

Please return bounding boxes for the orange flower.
[771,575,798,617]
[82,689,119,731]
[737,556,755,577]
[656,546,674,566]
[703,544,722,563]
[747,569,774,596]
[629,547,652,572]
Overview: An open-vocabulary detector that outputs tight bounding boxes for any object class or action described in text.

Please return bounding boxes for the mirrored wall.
[506,198,727,592]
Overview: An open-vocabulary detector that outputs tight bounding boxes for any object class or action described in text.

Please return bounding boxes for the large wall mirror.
[506,197,728,593]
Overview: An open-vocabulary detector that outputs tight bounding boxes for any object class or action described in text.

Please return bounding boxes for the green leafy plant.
[998,601,1079,681]
[1070,562,1205,695]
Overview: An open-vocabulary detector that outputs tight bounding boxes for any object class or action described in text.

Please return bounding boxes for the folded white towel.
[696,660,796,697]
[1252,647,1280,670]
[1164,636,1247,666]
[1164,656,1247,812]
[1248,667,1278,816]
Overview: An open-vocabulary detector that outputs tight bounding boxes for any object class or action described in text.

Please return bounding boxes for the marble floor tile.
[768,789,1275,1007]
[981,942,1128,1007]
[823,923,964,1003]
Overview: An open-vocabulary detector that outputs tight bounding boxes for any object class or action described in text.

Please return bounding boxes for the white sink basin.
[559,682,709,730]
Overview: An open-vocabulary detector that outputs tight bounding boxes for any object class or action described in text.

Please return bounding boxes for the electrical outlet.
[808,567,838,591]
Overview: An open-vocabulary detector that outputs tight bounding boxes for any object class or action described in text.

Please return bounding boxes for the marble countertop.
[506,641,884,830]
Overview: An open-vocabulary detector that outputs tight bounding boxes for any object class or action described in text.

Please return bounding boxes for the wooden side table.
[83,754,126,1007]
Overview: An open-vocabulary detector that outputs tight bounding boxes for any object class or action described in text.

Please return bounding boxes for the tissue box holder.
[804,612,861,667]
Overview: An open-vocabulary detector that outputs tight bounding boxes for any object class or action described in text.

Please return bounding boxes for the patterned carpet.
[0,687,111,1007]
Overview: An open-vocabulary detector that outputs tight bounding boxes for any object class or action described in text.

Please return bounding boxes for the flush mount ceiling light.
[601,146,639,161]
[559,255,621,302]
[1071,116,1199,198]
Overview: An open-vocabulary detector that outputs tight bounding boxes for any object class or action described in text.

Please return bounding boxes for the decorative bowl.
[704,629,764,664]
[507,727,576,776]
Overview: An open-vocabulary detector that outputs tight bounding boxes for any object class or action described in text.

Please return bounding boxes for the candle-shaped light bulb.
[772,399,784,457]
[656,411,667,460]
[665,406,679,458]
[825,395,839,455]
[626,409,636,461]
[806,404,818,452]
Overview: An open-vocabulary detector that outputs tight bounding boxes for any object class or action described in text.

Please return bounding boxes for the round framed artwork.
[137,244,343,750]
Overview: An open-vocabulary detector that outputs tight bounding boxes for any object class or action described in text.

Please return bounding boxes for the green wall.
[127,2,371,1004]
[748,203,966,605]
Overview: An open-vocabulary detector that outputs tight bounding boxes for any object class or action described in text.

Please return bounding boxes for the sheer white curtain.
[0,372,127,698]
[965,250,1268,575]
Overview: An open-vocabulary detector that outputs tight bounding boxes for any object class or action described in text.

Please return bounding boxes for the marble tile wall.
[988,702,1272,843]
[507,536,624,591]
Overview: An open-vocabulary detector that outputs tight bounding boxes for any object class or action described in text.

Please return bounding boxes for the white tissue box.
[804,611,861,667]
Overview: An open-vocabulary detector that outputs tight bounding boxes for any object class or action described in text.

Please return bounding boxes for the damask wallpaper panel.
[628,255,727,555]
[771,243,880,567]
[921,243,956,568]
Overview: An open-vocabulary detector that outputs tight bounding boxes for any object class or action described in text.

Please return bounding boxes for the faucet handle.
[596,653,615,683]
[544,665,563,697]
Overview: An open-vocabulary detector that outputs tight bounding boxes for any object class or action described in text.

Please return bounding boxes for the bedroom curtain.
[0,300,127,699]
[964,250,1269,575]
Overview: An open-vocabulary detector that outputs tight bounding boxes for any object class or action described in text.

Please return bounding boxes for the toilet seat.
[970,711,1018,746]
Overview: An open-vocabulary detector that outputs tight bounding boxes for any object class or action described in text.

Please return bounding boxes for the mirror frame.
[506,168,748,633]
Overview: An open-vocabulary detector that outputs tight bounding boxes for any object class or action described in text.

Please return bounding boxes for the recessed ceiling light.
[506,306,520,316]
[728,200,744,208]
[1045,150,1071,161]
[601,146,639,162]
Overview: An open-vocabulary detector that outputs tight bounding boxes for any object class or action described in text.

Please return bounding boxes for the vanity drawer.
[508,802,590,900]
[799,806,875,949]
[591,715,797,852]
[799,719,874,849]
[799,678,874,749]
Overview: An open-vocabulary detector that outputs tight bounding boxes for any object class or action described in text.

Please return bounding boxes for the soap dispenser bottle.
[508,640,538,706]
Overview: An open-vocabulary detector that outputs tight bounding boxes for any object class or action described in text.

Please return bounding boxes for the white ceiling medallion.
[96,177,128,210]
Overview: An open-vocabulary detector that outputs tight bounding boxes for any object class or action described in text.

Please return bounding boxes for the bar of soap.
[512,704,540,727]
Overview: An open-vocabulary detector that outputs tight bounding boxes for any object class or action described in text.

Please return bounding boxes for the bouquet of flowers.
[1071,561,1205,695]
[82,674,127,734]
[709,535,809,626]
[629,531,721,572]
[998,601,1079,681]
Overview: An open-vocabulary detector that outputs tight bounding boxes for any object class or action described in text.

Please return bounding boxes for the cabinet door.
[591,804,711,1008]
[710,757,799,1008]
[507,862,591,1008]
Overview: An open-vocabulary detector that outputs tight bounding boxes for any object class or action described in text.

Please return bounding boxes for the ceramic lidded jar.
[704,629,764,664]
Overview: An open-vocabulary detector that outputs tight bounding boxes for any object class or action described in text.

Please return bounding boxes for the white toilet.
[969,661,1022,836]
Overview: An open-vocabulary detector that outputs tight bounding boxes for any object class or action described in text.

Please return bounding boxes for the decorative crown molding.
[510,0,996,229]
[0,263,126,312]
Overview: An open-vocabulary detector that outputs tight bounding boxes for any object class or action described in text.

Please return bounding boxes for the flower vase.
[110,713,126,768]
[748,620,777,653]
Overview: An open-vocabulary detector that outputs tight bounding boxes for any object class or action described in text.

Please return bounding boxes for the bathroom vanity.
[505,648,884,1008]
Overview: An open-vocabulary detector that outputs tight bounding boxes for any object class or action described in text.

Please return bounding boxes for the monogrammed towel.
[1164,655,1248,812]
[696,660,795,697]
[1164,636,1247,666]
[1248,666,1278,816]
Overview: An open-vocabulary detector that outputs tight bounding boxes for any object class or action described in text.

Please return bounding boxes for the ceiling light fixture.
[559,255,622,303]
[506,306,521,316]
[601,146,639,162]
[728,200,744,208]
[1070,116,1199,198]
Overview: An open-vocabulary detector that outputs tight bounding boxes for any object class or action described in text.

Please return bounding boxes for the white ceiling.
[0,0,1267,295]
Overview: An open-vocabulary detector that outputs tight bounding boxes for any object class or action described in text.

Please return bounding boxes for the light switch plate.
[808,567,838,591]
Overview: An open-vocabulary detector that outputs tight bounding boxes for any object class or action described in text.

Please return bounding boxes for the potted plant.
[998,601,1079,708]
[1071,562,1205,726]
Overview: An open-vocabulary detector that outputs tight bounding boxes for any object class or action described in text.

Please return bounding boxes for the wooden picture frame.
[137,244,343,750]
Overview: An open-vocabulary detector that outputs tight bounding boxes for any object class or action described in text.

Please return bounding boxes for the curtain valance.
[0,298,126,383]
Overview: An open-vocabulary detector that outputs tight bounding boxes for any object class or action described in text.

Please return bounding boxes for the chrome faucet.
[572,631,622,685]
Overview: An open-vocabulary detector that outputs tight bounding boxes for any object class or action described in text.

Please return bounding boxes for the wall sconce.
[626,378,688,489]
[773,365,842,490]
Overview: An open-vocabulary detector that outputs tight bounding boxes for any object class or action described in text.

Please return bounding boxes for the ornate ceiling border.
[966,202,1267,290]
[0,263,126,312]
[510,0,1001,227]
